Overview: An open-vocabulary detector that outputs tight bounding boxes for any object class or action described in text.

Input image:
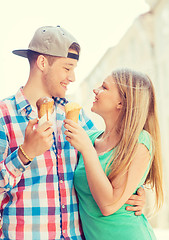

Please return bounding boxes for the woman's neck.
[95,121,121,155]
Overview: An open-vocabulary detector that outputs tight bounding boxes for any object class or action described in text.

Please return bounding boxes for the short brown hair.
[27,42,80,67]
[27,50,57,67]
[69,42,80,55]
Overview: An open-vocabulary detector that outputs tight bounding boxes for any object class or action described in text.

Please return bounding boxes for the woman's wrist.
[81,143,96,158]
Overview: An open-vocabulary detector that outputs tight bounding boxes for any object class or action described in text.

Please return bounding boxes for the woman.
[64,69,163,240]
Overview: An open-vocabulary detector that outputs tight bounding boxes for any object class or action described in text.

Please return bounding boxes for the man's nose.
[68,71,75,82]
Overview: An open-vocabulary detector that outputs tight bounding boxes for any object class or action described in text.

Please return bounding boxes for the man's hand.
[125,186,146,216]
[19,119,54,164]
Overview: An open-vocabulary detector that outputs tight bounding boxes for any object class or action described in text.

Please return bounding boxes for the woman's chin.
[91,106,96,113]
[91,105,94,112]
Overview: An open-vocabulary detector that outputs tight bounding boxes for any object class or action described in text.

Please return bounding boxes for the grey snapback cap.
[12,25,79,58]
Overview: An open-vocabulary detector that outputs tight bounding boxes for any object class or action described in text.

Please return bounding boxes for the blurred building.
[70,0,169,230]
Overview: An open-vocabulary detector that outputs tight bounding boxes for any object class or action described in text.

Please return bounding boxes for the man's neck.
[23,78,50,107]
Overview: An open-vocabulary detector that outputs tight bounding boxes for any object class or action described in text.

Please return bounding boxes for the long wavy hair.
[105,68,163,211]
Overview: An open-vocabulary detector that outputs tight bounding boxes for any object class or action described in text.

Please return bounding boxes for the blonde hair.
[106,68,163,211]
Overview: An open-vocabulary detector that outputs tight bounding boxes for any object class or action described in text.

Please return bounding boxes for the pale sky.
[0,0,149,99]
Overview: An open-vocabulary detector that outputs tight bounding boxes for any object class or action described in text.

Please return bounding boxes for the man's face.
[42,49,78,98]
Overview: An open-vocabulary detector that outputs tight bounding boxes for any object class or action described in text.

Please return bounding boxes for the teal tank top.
[74,130,156,240]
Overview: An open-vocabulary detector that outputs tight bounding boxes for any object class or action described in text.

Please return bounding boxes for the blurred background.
[0,0,169,239]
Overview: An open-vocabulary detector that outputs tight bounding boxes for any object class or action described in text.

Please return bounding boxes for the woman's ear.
[36,55,48,71]
[117,101,123,110]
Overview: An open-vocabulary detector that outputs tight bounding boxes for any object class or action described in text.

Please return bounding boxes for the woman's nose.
[93,88,98,94]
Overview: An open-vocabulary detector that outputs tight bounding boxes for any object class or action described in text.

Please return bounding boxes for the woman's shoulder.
[86,130,104,140]
[138,130,152,151]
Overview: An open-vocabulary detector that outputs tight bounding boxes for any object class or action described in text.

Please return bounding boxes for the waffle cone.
[36,97,54,126]
[37,101,54,119]
[65,102,82,123]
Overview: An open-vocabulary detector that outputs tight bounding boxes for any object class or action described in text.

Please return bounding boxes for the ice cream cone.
[65,102,82,123]
[36,97,54,126]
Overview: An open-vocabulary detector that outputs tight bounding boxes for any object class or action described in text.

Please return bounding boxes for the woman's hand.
[64,119,93,154]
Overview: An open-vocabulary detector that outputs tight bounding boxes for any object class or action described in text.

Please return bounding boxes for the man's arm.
[125,186,146,215]
[0,123,25,193]
[0,119,53,193]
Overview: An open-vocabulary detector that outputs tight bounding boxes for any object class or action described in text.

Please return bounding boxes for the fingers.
[38,129,54,149]
[43,126,54,137]
[38,121,53,132]
[26,119,53,135]
[46,135,54,147]
[126,191,145,216]
[64,124,76,134]
[29,118,39,125]
[125,195,144,206]
[64,119,78,129]
[127,190,145,201]
[125,193,144,206]
[64,131,74,146]
[125,199,143,205]
[126,205,142,211]
[64,119,76,125]
[32,122,53,143]
[64,130,73,138]
[26,119,38,132]
[135,210,142,216]
[126,205,142,216]
[65,136,71,144]
[137,186,144,196]
[64,120,78,137]
[126,194,141,201]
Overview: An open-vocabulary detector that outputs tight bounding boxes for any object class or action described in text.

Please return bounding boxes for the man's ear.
[36,55,48,71]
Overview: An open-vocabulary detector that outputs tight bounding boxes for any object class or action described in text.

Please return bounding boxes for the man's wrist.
[18,145,34,165]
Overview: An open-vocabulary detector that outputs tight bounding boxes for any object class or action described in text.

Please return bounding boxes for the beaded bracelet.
[19,145,34,162]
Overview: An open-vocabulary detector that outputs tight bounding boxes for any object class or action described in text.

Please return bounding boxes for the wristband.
[19,145,34,162]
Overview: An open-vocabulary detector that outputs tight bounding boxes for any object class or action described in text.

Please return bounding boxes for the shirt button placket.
[59,176,67,237]
[57,144,67,237]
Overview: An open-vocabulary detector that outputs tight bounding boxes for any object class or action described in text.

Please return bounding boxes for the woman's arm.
[101,144,150,215]
[64,119,149,216]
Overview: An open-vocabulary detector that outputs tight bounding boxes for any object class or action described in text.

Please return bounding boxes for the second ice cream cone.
[65,102,82,123]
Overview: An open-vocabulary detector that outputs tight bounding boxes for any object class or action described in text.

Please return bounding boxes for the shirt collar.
[15,87,31,115]
[53,97,68,106]
[15,87,69,115]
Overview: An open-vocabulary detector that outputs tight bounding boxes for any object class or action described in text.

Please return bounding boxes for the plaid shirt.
[0,88,96,240]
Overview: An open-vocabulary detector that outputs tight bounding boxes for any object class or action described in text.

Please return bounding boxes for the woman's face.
[91,75,122,118]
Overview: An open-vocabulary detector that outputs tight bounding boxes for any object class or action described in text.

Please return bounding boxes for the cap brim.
[12,50,28,58]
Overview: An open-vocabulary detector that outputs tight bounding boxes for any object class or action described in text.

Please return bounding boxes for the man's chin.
[53,93,66,99]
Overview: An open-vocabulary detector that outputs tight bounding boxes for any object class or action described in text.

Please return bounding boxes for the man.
[0,25,145,240]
